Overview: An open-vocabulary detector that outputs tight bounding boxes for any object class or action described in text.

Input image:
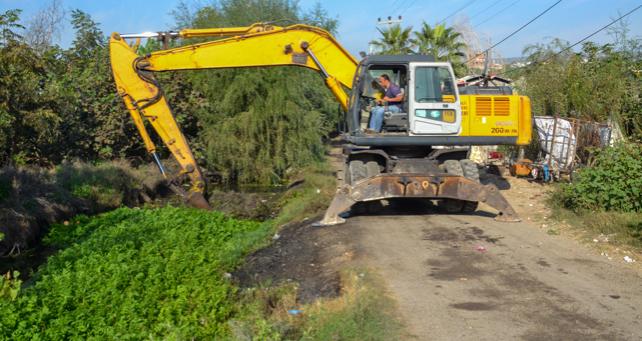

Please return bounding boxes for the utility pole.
[378,15,402,30]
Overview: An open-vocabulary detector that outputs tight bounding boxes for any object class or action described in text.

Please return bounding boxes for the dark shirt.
[385,82,403,109]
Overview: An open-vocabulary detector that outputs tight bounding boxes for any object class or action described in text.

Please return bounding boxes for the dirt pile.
[0,160,179,255]
[208,191,276,221]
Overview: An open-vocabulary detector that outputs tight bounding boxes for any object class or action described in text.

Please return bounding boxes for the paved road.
[340,202,642,340]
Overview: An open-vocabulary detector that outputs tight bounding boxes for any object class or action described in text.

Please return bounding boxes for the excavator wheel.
[349,160,367,184]
[459,159,480,213]
[441,160,466,213]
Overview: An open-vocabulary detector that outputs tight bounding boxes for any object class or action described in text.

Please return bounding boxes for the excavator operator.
[364,74,404,134]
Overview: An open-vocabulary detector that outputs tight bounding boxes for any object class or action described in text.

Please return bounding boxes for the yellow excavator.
[109,21,531,225]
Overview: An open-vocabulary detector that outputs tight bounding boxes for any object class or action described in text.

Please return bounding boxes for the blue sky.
[2,0,642,58]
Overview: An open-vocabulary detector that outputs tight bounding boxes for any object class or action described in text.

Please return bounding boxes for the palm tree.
[370,24,414,55]
[411,21,468,76]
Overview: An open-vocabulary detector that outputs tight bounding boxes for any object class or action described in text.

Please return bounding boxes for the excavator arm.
[110,22,359,208]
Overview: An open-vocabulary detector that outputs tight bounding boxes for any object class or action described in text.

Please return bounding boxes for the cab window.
[414,67,456,103]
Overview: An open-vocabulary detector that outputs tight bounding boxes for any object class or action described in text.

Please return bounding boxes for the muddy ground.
[232,146,642,340]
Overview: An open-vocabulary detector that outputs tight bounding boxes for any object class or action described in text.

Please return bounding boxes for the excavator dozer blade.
[316,174,520,226]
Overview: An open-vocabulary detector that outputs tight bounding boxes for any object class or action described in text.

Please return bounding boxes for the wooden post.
[548,115,559,168]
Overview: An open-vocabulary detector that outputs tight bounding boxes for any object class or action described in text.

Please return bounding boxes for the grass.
[546,185,642,255]
[271,159,337,228]
[226,268,407,341]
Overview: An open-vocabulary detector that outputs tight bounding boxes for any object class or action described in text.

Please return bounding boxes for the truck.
[109,21,531,225]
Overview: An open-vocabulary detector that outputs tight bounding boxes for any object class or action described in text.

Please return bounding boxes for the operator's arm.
[378,94,404,104]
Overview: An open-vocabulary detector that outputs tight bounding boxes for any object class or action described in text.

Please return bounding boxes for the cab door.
[408,63,462,135]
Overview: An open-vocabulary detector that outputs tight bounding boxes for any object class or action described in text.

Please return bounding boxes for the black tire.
[349,160,367,185]
[443,160,464,176]
[365,161,380,178]
[442,160,464,213]
[459,159,480,212]
[459,159,480,183]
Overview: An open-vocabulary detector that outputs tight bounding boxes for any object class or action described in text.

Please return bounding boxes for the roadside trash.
[359,273,364,277]
[460,278,468,281]
[63,221,69,226]
[289,310,301,315]
[535,194,542,197]
[224,273,232,279]
[541,224,548,228]
[529,204,533,206]
[624,256,635,263]
[601,252,608,257]
[316,189,321,193]
[272,234,280,240]
[596,273,601,275]
[476,247,486,251]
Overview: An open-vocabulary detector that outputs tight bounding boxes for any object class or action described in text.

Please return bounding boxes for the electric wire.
[466,0,563,63]
[391,0,410,16]
[439,0,479,24]
[400,0,420,15]
[378,0,403,20]
[470,0,503,21]
[475,0,523,28]
[499,3,642,77]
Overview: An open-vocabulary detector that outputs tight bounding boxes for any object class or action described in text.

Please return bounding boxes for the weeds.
[304,268,406,341]
[226,268,406,341]
[1,206,271,340]
[272,160,337,228]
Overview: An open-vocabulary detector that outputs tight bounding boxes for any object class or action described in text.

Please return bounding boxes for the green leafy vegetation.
[1,206,271,339]
[559,142,642,212]
[0,271,21,302]
[370,21,468,77]
[546,142,642,250]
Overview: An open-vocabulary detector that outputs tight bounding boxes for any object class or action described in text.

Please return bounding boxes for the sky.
[2,0,642,59]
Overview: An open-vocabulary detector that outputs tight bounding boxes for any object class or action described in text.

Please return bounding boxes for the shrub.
[562,141,642,212]
[0,206,272,340]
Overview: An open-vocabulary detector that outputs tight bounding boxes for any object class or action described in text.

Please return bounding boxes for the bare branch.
[23,0,68,53]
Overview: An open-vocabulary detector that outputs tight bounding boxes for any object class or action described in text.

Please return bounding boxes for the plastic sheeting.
[535,117,576,168]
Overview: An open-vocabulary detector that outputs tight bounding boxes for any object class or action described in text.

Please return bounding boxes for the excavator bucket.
[187,191,214,211]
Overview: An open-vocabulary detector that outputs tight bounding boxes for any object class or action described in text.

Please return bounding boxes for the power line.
[391,0,410,16]
[500,3,642,77]
[475,0,523,28]
[378,0,403,19]
[400,0,420,15]
[470,0,503,21]
[439,0,479,24]
[466,0,563,63]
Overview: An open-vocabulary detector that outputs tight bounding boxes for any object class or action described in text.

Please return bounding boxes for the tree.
[0,9,62,165]
[23,0,67,54]
[411,21,467,76]
[170,0,340,184]
[370,24,414,55]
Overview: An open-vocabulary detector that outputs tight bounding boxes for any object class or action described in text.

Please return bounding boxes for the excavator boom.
[110,23,358,208]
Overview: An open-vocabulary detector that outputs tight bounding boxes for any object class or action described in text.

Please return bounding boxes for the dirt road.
[234,145,642,340]
[341,202,642,340]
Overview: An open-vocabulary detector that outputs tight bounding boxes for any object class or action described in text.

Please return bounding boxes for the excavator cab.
[349,55,464,139]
